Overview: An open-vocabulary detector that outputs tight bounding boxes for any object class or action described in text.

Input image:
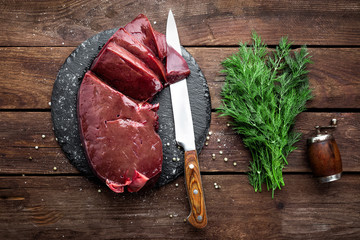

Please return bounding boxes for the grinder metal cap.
[307,119,337,144]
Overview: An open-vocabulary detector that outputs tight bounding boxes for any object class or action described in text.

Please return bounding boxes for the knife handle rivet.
[193,189,198,195]
[189,164,194,169]
[197,215,203,221]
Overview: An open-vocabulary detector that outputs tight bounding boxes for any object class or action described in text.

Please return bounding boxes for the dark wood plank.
[0,174,359,239]
[0,47,73,109]
[0,147,78,174]
[0,47,359,109]
[1,112,359,174]
[0,0,359,46]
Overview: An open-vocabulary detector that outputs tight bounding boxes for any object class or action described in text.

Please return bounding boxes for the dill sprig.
[218,32,312,198]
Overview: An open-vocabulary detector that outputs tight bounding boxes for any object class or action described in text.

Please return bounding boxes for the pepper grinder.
[307,119,342,183]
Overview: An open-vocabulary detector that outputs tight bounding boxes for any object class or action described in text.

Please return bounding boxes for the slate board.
[51,28,211,187]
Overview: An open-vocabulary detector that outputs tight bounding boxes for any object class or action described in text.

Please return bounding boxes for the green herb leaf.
[218,33,312,197]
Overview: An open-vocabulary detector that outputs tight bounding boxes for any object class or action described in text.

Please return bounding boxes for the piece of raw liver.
[153,30,167,61]
[90,41,163,101]
[112,28,166,82]
[125,14,160,58]
[166,45,191,84]
[78,71,163,193]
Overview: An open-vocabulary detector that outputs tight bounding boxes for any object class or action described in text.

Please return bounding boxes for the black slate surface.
[51,28,211,187]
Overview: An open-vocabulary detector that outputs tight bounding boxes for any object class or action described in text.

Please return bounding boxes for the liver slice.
[90,41,163,101]
[78,71,163,193]
[153,30,167,61]
[166,45,191,84]
[125,14,159,58]
[112,28,166,82]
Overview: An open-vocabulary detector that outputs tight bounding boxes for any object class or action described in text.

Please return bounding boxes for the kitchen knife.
[166,10,207,229]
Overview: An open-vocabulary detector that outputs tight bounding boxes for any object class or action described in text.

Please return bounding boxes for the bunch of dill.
[219,33,312,197]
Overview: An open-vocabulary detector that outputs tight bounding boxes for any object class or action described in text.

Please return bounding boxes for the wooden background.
[0,0,359,239]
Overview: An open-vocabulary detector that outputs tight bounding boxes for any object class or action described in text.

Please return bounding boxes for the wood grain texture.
[0,112,359,174]
[0,47,359,109]
[0,47,73,109]
[0,0,359,46]
[184,150,207,228]
[0,175,359,239]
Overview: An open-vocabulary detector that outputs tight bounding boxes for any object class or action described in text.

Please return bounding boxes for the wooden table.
[1,1,359,239]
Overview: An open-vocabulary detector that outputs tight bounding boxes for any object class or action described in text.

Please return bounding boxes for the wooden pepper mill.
[307,119,342,183]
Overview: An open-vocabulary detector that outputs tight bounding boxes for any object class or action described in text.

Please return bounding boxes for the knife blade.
[166,10,207,229]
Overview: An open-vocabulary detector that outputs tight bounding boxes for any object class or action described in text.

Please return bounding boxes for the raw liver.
[90,41,163,101]
[78,71,163,193]
[123,14,190,84]
[166,45,191,84]
[112,28,166,82]
[75,14,193,193]
[125,14,159,58]
[51,27,211,189]
[154,30,167,61]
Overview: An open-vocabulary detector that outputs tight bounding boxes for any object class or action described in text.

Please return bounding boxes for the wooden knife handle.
[184,150,207,228]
